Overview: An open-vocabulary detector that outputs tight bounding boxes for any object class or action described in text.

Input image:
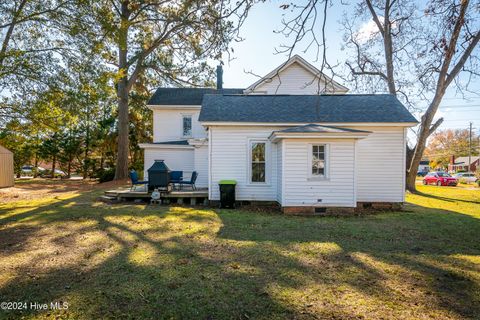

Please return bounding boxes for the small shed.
[0,145,14,188]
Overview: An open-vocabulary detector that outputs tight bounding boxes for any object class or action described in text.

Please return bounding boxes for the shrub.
[98,168,115,183]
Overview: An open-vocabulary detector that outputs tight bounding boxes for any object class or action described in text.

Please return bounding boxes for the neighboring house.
[418,160,430,173]
[140,55,417,213]
[448,155,480,173]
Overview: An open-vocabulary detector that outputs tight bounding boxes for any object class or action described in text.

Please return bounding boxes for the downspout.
[208,127,212,200]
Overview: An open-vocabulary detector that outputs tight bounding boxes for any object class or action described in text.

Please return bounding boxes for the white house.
[418,160,430,173]
[140,55,417,213]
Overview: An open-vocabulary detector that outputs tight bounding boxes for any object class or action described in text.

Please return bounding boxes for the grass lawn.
[0,181,479,319]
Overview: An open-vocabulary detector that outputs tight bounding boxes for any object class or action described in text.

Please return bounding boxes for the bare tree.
[244,1,341,94]
[342,0,480,192]
[277,0,480,192]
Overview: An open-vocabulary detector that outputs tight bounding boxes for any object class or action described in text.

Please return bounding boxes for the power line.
[439,104,480,108]
[441,119,480,122]
[411,97,480,101]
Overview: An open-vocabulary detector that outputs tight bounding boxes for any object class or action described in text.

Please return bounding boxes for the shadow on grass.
[0,188,479,319]
[216,203,480,318]
[0,192,298,319]
[414,190,480,204]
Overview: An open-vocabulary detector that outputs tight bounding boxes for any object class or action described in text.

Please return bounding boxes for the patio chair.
[170,171,183,190]
[178,171,198,190]
[129,170,148,191]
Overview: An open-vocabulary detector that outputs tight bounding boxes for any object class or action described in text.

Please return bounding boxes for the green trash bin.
[219,180,237,208]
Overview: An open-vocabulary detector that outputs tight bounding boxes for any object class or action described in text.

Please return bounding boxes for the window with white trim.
[250,141,266,183]
[311,144,326,177]
[182,115,192,137]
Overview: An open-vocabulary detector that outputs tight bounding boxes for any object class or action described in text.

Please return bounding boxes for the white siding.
[282,139,356,207]
[276,141,283,205]
[353,126,405,202]
[193,145,208,188]
[143,146,207,188]
[152,107,206,142]
[207,125,406,206]
[209,126,279,201]
[252,62,338,95]
[144,147,194,180]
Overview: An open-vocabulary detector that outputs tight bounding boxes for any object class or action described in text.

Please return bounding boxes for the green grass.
[0,183,479,319]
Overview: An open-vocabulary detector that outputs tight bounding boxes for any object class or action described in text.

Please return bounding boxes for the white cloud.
[354,17,384,44]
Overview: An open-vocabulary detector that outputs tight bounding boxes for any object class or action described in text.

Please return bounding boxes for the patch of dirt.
[0,179,130,203]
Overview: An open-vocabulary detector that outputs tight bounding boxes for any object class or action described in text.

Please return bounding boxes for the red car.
[423,172,458,186]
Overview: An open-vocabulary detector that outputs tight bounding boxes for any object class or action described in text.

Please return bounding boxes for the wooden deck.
[103,187,209,205]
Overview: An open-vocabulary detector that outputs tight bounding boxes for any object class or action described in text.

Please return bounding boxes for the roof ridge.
[204,93,396,97]
[155,87,245,90]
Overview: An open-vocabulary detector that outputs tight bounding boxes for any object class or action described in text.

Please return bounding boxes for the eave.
[268,131,371,142]
[139,143,194,150]
[200,121,419,127]
[147,104,201,110]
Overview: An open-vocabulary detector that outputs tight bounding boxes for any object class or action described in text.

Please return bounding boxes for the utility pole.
[478,134,480,155]
[469,122,472,172]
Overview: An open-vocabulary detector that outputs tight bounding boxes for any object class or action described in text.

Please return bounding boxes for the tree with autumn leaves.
[425,129,480,170]
[1,0,254,179]
[72,0,254,180]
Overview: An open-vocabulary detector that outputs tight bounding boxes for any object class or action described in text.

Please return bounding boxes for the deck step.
[98,195,119,203]
[104,191,123,197]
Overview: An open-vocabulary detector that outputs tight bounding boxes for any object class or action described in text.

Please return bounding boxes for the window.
[437,172,451,177]
[311,144,326,177]
[250,141,266,183]
[182,115,192,137]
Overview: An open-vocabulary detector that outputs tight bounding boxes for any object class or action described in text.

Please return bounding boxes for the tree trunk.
[33,152,38,178]
[100,153,104,171]
[114,1,130,180]
[52,155,56,179]
[83,107,90,179]
[406,96,444,192]
[67,155,72,179]
[0,0,27,68]
[382,1,396,95]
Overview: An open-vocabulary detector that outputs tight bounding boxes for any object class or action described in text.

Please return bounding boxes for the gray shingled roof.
[148,88,244,105]
[276,124,370,133]
[199,94,418,123]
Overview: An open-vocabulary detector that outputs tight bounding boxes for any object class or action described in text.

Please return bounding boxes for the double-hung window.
[311,144,327,177]
[182,115,192,137]
[250,141,266,183]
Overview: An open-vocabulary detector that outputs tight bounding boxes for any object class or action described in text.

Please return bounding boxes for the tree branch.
[428,117,444,136]
[365,0,385,37]
[445,30,480,88]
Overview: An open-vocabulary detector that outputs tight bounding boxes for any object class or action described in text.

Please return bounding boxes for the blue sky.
[220,1,480,134]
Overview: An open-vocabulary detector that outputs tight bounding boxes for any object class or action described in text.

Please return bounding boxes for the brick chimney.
[216,65,223,90]
[450,155,455,165]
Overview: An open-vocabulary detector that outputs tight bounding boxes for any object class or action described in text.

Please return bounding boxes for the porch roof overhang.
[139,138,208,149]
[268,124,371,142]
[139,141,194,150]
